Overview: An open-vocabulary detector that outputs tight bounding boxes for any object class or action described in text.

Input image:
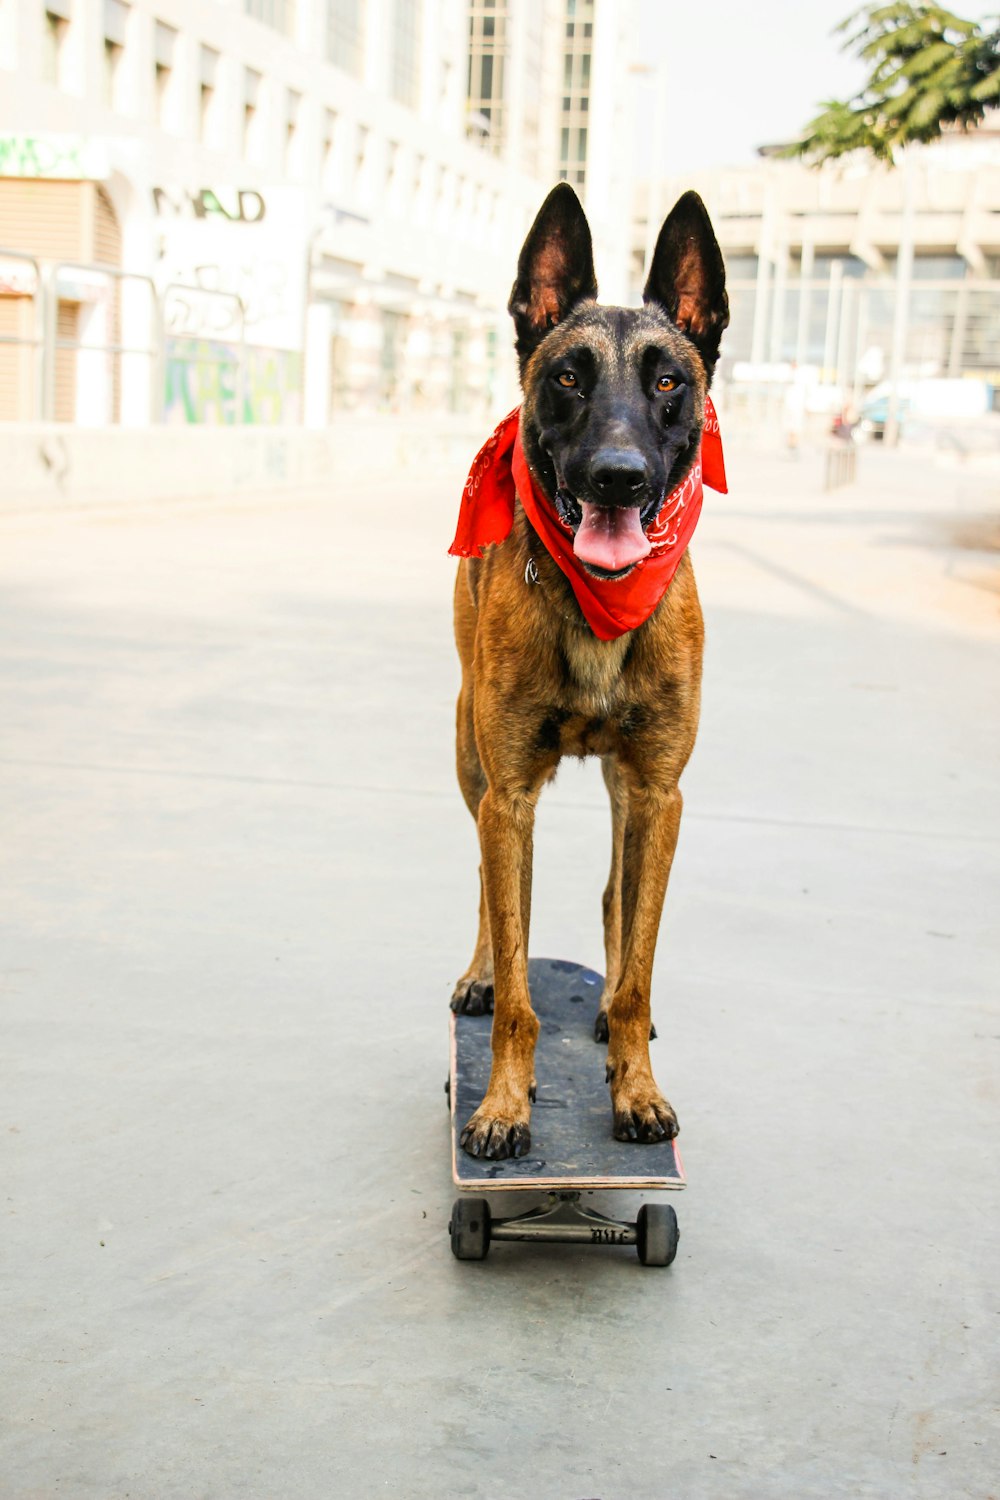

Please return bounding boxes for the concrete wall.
[0,417,487,508]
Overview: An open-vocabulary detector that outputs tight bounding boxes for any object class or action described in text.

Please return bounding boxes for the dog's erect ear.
[643,191,729,379]
[508,183,598,367]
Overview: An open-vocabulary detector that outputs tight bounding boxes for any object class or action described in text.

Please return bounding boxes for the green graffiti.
[198,188,227,220]
[165,340,302,424]
[0,134,85,178]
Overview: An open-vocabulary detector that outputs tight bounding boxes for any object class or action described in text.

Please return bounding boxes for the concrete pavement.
[2,439,998,1498]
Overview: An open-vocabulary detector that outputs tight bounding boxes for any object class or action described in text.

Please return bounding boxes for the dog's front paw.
[606,1066,678,1143]
[460,1105,531,1160]
[451,978,494,1015]
[612,1098,677,1143]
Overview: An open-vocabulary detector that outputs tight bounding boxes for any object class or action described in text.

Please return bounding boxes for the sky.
[631,0,1000,171]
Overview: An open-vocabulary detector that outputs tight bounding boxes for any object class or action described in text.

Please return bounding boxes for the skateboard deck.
[450,957,685,1192]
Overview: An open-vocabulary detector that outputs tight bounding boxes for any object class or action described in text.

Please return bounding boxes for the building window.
[467,1,507,154]
[244,0,294,35]
[322,108,338,187]
[559,0,593,188]
[103,0,129,108]
[464,1,503,150]
[154,21,176,128]
[244,67,261,157]
[327,0,364,76]
[199,45,220,146]
[286,88,302,174]
[390,0,421,108]
[355,123,370,194]
[103,40,123,107]
[42,3,71,86]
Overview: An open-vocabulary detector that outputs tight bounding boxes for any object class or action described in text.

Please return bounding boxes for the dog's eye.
[556,371,578,389]
[656,375,679,393]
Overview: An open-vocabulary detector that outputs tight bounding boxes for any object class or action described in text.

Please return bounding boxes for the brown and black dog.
[451,183,729,1160]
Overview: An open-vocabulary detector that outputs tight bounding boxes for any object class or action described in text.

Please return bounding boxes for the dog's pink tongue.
[573,503,652,571]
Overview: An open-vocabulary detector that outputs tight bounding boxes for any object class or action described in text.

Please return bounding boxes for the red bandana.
[449,396,727,641]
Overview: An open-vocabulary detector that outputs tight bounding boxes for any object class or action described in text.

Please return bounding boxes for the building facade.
[0,0,634,427]
[633,129,1000,416]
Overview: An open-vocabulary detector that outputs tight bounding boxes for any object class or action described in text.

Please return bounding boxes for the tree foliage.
[786,3,1000,162]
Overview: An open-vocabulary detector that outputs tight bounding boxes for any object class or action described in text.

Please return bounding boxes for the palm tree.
[787,3,1000,163]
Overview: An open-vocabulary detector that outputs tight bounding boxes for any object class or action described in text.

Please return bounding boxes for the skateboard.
[446,957,684,1266]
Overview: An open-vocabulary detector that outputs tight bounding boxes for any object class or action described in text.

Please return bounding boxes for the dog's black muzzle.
[589,447,650,506]
[556,447,664,535]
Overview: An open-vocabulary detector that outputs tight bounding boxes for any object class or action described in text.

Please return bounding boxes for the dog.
[449,183,729,1160]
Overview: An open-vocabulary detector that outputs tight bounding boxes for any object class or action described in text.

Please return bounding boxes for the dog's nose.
[589,449,649,505]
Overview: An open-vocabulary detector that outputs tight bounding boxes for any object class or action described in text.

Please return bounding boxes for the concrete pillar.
[55,0,102,104]
[852,284,869,412]
[947,279,970,378]
[795,237,814,366]
[886,151,916,446]
[836,277,853,396]
[750,253,771,366]
[768,238,788,363]
[822,260,843,384]
[750,181,774,366]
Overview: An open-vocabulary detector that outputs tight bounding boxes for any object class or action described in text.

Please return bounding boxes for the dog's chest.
[562,629,629,710]
[555,629,631,754]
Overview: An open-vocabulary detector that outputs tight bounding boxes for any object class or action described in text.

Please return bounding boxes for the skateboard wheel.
[449,1197,491,1260]
[636,1203,679,1267]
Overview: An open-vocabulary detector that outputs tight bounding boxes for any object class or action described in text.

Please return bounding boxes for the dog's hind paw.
[593,1009,656,1043]
[451,978,495,1015]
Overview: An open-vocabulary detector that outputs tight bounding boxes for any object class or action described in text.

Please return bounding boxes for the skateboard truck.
[449,1190,678,1267]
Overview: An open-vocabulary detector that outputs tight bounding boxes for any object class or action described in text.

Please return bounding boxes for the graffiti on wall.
[0,134,109,180]
[152,188,266,223]
[164,338,302,425]
[153,186,305,352]
[161,260,293,341]
[155,187,306,422]
[162,283,243,341]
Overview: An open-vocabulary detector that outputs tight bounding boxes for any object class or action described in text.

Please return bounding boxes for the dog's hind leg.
[595,757,656,1045]
[451,870,494,1015]
[594,755,625,1042]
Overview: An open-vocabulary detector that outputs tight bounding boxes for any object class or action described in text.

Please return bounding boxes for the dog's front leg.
[605,782,683,1143]
[459,784,541,1160]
